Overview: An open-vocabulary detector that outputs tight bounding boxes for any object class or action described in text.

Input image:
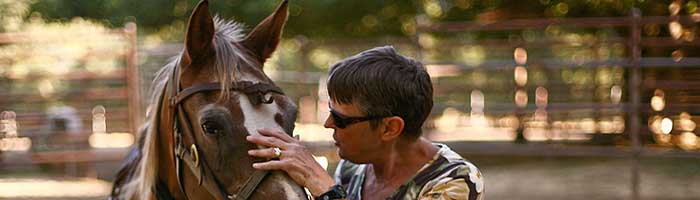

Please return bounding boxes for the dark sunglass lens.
[330,111,347,128]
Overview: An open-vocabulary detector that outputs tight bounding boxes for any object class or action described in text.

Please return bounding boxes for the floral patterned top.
[333,143,484,200]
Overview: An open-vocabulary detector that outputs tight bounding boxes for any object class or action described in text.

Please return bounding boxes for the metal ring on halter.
[272,147,282,158]
[191,144,200,167]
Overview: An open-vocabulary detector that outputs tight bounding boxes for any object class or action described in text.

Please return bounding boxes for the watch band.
[314,184,347,200]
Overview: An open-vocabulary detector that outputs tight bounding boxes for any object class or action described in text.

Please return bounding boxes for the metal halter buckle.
[190,144,200,167]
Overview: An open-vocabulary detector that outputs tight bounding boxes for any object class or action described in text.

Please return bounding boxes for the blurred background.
[1,0,699,199]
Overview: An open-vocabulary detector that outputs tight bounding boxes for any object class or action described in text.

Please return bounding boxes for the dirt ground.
[467,155,700,200]
[2,154,698,200]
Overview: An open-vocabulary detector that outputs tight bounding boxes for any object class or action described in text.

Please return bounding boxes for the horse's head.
[159,0,304,199]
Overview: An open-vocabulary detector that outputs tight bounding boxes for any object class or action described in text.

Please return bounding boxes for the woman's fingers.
[246,129,301,150]
[252,160,286,170]
[246,134,288,149]
[248,148,282,159]
[257,129,295,143]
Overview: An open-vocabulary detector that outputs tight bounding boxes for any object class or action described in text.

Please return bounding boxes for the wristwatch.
[314,184,346,200]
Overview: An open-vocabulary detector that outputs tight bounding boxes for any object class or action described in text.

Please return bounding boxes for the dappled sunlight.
[429,126,516,142]
[430,108,513,141]
[669,21,683,40]
[514,89,528,108]
[0,178,112,198]
[677,132,700,150]
[524,128,592,141]
[514,66,528,87]
[1,111,18,138]
[471,90,485,113]
[649,116,666,135]
[426,64,461,77]
[676,113,699,150]
[0,137,31,151]
[0,14,137,154]
[426,106,625,142]
[422,0,443,18]
[651,89,665,111]
[661,118,673,134]
[88,132,134,149]
[309,48,341,69]
[0,111,31,151]
[513,47,527,65]
[610,85,622,104]
[535,87,548,108]
[677,112,696,132]
[1,18,126,80]
[295,123,333,142]
[671,49,684,62]
[88,106,133,148]
[314,156,329,170]
[457,45,485,66]
[418,33,436,49]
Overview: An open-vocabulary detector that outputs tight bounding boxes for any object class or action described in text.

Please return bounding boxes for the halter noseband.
[165,61,284,200]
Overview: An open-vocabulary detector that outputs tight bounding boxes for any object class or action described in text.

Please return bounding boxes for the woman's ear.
[380,116,405,141]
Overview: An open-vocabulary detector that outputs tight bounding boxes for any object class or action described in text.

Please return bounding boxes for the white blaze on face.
[238,94,284,143]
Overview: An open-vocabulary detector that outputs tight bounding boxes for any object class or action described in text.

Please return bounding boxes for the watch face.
[333,185,347,198]
[317,185,346,199]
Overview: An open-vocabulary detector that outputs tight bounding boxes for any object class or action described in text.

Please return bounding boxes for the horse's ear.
[184,0,215,64]
[242,0,288,66]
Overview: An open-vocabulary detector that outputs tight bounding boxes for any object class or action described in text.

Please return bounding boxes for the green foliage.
[23,0,419,39]
[0,18,125,77]
[0,0,33,32]
[18,0,679,40]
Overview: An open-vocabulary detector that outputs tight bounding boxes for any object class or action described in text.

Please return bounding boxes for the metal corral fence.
[411,8,700,199]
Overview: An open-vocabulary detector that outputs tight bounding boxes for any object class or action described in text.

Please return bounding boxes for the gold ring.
[272,147,282,158]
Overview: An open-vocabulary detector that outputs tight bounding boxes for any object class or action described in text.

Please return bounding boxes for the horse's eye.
[201,121,222,135]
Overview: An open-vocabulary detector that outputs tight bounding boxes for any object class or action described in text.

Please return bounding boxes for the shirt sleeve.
[419,178,471,200]
[418,164,484,200]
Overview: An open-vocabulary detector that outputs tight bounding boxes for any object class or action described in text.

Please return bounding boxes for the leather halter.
[165,58,285,200]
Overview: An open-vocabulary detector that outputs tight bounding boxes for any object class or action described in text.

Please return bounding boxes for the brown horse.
[110,0,307,199]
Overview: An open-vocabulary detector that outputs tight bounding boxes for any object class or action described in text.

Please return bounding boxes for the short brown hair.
[327,46,433,140]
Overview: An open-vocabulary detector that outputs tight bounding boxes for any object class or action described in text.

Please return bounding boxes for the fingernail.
[252,163,260,168]
[246,136,252,140]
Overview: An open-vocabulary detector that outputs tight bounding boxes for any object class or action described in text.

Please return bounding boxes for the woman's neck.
[368,137,438,185]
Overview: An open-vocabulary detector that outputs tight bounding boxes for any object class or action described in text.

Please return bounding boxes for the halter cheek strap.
[165,62,284,200]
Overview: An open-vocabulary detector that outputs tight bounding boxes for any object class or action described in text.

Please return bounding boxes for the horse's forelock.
[212,16,280,100]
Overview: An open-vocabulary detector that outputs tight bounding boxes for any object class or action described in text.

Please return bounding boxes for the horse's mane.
[111,17,255,200]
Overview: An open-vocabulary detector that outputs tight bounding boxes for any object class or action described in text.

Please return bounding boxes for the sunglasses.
[329,109,387,129]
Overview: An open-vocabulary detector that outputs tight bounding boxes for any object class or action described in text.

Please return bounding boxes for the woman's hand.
[247,129,336,196]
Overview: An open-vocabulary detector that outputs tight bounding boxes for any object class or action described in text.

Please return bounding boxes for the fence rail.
[411,8,700,200]
[0,23,140,177]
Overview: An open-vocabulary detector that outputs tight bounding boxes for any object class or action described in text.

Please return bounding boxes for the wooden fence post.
[124,22,141,136]
[628,8,642,200]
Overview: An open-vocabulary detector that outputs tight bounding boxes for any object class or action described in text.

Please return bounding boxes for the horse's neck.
[154,94,188,200]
